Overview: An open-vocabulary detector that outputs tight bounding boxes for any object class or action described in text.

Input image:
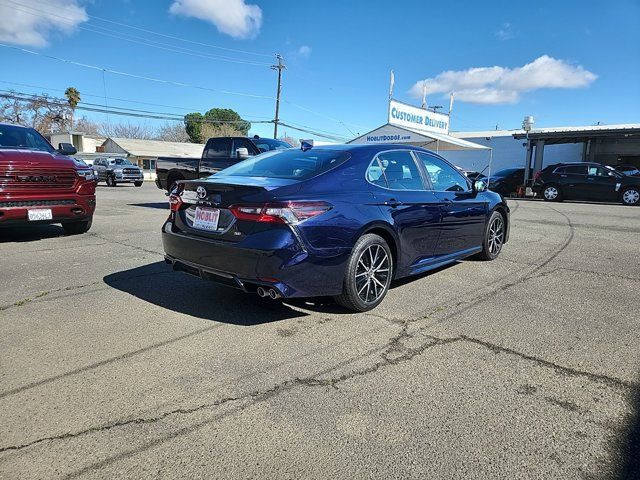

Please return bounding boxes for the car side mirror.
[57,142,77,156]
[236,147,249,160]
[473,179,488,193]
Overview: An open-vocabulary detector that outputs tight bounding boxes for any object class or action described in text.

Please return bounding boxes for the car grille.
[122,168,139,175]
[0,199,76,208]
[0,168,77,190]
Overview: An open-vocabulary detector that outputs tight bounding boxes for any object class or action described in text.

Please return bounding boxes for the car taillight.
[169,183,184,212]
[229,201,332,225]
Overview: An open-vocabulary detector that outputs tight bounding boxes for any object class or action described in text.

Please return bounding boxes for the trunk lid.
[174,176,300,242]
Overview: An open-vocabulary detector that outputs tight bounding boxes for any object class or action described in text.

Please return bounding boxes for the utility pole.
[271,54,285,139]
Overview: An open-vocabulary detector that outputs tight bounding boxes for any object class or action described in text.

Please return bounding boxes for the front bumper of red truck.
[0,189,96,226]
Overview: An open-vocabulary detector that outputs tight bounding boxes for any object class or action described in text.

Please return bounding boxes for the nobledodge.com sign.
[388,100,449,135]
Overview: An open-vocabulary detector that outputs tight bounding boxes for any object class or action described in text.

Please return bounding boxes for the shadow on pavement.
[128,202,169,210]
[615,379,640,479]
[104,261,308,325]
[0,224,66,242]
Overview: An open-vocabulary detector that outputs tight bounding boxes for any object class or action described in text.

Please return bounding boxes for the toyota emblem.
[196,186,207,199]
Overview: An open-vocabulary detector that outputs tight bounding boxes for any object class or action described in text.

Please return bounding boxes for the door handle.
[440,198,453,205]
[384,198,402,208]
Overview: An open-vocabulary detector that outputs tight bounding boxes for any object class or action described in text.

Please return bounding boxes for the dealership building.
[348,98,640,179]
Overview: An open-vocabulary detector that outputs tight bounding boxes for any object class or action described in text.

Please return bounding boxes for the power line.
[0,43,275,100]
[1,0,272,59]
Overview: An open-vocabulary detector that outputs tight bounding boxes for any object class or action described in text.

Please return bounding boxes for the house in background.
[100,138,205,180]
[45,131,106,154]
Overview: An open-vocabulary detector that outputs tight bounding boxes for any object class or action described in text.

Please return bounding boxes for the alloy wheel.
[488,215,504,255]
[544,186,558,200]
[355,244,390,304]
[622,188,640,205]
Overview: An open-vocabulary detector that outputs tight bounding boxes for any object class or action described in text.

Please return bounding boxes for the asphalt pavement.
[1,182,639,479]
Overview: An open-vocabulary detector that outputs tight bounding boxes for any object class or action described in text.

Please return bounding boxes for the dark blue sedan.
[162,144,510,311]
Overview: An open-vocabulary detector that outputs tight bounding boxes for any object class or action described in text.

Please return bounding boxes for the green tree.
[184,108,251,143]
[64,87,81,130]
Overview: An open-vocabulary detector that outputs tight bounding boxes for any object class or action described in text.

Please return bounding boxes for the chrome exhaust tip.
[257,287,267,297]
[268,288,280,299]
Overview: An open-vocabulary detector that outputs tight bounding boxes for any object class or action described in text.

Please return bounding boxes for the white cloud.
[0,0,87,47]
[297,45,311,58]
[169,0,262,39]
[495,22,514,40]
[409,56,597,104]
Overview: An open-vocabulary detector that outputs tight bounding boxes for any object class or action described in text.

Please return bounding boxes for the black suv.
[535,162,640,206]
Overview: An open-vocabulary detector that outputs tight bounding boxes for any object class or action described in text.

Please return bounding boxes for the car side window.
[366,158,388,188]
[204,138,231,158]
[232,138,257,156]
[416,152,469,192]
[587,166,610,177]
[375,151,425,190]
[564,165,587,175]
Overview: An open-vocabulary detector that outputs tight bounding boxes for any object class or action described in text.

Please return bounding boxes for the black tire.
[62,218,92,235]
[621,186,640,206]
[542,184,562,202]
[334,234,393,312]
[476,211,506,261]
[106,175,116,187]
[134,181,143,187]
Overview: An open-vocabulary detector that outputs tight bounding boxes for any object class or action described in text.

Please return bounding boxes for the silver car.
[92,157,144,187]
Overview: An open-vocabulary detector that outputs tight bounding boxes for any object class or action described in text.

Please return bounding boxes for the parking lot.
[1,182,638,479]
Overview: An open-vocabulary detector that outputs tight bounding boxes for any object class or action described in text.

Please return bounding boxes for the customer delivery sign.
[388,99,449,135]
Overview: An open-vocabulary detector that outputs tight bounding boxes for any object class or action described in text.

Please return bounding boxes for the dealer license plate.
[193,206,220,231]
[28,209,53,221]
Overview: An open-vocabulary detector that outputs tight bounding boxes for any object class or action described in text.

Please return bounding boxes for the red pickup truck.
[0,122,96,234]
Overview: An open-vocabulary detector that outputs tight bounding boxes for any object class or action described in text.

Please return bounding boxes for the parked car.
[534,162,640,205]
[162,145,510,312]
[487,168,531,196]
[0,122,96,234]
[614,164,640,176]
[155,136,292,192]
[92,157,144,187]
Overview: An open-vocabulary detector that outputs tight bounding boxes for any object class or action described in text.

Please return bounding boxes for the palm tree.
[64,87,81,130]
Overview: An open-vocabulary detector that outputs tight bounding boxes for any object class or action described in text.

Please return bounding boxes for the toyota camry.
[162,144,510,312]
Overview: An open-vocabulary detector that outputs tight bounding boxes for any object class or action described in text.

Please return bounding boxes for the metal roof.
[103,138,205,158]
[349,124,489,150]
[513,123,640,141]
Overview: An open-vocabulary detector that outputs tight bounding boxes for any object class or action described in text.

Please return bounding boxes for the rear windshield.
[217,149,350,181]
[0,124,55,153]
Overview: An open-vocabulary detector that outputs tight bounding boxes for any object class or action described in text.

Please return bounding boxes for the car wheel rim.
[488,216,504,255]
[355,244,390,304]
[623,189,639,204]
[544,187,558,199]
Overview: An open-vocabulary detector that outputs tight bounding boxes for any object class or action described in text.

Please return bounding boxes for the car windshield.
[111,158,133,165]
[252,138,292,152]
[217,149,350,180]
[0,124,55,153]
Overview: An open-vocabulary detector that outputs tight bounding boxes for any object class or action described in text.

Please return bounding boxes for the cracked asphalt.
[1,182,639,479]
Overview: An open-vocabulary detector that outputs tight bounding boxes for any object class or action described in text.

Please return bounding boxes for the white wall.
[441,134,583,174]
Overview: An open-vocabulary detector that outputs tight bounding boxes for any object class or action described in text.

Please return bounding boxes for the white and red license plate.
[193,206,220,231]
[27,209,53,221]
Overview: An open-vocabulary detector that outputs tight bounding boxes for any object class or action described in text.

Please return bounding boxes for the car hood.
[0,149,78,169]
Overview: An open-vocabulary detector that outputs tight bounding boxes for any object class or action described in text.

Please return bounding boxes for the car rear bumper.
[0,192,95,226]
[161,220,349,298]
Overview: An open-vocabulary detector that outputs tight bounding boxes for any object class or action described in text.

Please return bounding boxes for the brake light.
[169,194,183,212]
[229,201,332,225]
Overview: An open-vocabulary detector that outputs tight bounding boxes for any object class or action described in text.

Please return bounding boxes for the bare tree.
[99,122,155,139]
[279,134,300,147]
[156,122,190,142]
[0,91,70,133]
[73,116,101,136]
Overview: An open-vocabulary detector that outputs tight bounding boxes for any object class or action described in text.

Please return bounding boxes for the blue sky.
[0,0,639,141]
